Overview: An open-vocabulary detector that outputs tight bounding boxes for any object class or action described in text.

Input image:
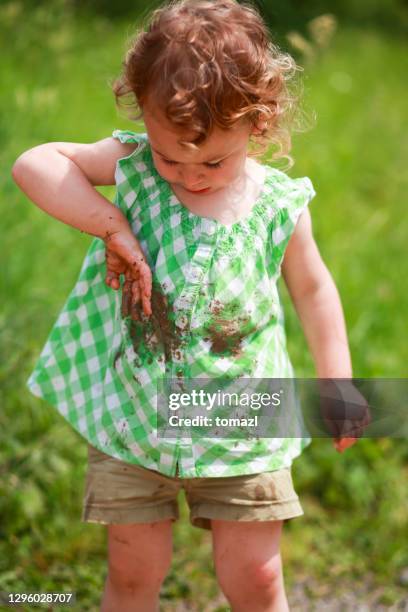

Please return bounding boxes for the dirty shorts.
[82,443,304,531]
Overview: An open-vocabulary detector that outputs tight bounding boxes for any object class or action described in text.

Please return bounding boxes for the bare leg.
[101,520,173,612]
[211,519,289,612]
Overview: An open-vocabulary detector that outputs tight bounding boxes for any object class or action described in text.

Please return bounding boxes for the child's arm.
[281,210,370,451]
[11,137,135,238]
[281,209,352,379]
[12,138,152,315]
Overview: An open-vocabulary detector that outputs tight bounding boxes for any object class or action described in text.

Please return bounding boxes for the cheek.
[225,158,245,181]
[153,158,176,181]
[204,164,239,186]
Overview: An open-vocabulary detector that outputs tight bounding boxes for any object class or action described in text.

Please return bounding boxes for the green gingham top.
[27,130,316,478]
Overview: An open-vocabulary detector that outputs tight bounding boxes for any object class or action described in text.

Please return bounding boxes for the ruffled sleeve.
[266,170,316,280]
[284,175,316,226]
[111,130,148,218]
[112,129,148,145]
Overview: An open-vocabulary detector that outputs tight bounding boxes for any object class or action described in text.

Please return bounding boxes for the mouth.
[184,186,211,194]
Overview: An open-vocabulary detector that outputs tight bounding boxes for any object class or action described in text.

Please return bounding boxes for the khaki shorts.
[82,443,304,531]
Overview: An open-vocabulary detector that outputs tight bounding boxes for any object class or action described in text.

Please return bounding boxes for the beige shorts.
[82,443,304,531]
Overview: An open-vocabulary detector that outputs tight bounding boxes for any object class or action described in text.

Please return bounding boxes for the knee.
[216,554,283,601]
[108,555,172,594]
[249,556,283,591]
[108,539,172,594]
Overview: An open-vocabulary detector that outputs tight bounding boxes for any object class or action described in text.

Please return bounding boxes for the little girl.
[12,0,369,610]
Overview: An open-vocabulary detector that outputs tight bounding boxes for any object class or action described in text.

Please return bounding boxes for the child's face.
[142,101,255,196]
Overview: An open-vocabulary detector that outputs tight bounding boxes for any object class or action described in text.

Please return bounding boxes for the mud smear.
[205,298,257,358]
[254,484,266,501]
[116,287,259,388]
[117,283,189,378]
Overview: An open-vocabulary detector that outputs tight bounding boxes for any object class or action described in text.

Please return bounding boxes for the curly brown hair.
[112,0,304,168]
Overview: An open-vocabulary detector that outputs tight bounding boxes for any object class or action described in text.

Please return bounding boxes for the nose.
[179,165,205,189]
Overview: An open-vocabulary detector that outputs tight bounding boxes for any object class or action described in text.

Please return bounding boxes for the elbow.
[305,278,340,311]
[11,144,55,187]
[293,269,337,305]
[11,154,26,186]
[12,149,37,187]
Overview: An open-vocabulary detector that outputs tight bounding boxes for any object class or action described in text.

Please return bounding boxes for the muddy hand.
[334,437,358,453]
[317,379,371,453]
[104,230,152,317]
[331,383,371,453]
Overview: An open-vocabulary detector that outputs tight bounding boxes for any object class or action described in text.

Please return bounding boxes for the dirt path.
[163,575,408,611]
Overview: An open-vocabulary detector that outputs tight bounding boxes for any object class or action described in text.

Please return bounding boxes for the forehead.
[141,101,250,163]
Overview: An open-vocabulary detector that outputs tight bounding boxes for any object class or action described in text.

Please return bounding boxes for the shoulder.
[112,130,150,162]
[261,166,316,229]
[111,131,149,164]
[112,130,148,150]
[112,131,158,193]
[281,206,327,299]
[112,130,152,172]
[265,166,315,203]
[283,206,313,249]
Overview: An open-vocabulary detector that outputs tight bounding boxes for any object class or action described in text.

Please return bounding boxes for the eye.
[161,158,222,169]
[205,161,222,169]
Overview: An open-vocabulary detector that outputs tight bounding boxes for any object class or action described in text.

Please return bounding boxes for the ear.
[251,120,268,135]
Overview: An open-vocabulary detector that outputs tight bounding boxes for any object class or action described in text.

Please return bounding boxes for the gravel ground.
[162,575,408,611]
[287,577,408,612]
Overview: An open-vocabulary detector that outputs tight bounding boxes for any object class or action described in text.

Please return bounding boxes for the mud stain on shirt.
[205,298,256,358]
[121,283,189,371]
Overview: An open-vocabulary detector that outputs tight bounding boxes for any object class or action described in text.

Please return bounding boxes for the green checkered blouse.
[27,130,316,477]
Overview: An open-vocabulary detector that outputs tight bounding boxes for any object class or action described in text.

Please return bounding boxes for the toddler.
[12,1,370,610]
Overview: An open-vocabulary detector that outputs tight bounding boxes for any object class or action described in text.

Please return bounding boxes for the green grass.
[1,4,407,610]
